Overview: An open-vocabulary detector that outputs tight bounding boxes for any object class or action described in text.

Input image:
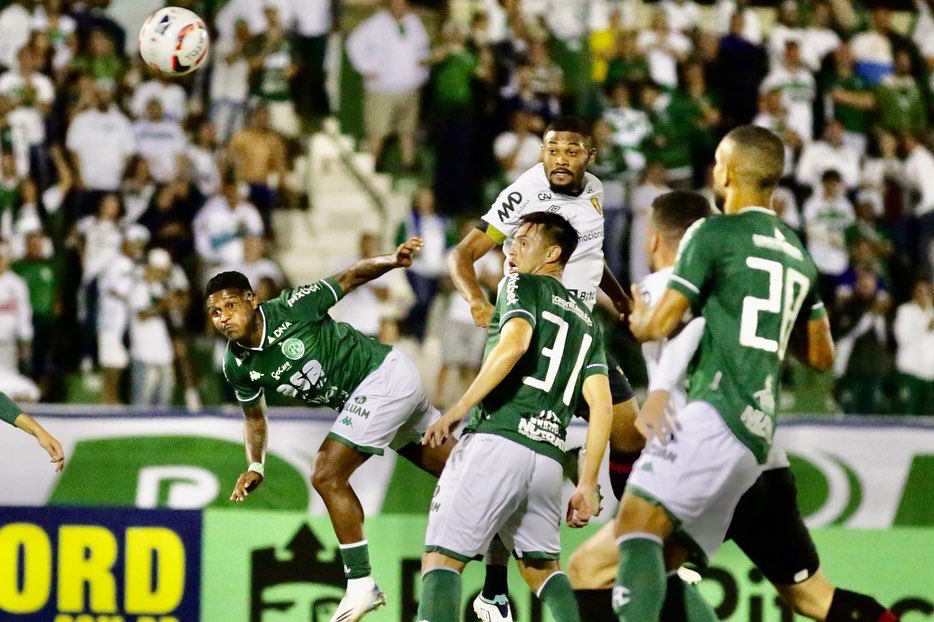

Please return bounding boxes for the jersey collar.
[738,206,776,217]
[240,306,267,351]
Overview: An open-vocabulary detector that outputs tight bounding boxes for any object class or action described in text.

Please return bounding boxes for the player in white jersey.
[449,116,643,621]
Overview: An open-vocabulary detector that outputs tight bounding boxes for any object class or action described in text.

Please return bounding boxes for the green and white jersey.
[222,278,391,411]
[466,273,608,463]
[668,207,825,463]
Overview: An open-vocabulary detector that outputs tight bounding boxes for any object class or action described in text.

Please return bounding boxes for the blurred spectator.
[66,79,134,216]
[796,119,860,191]
[32,0,77,76]
[209,18,252,143]
[846,193,894,270]
[0,46,54,178]
[227,235,285,292]
[860,129,903,200]
[69,28,124,82]
[641,82,693,188]
[346,0,430,170]
[128,248,174,406]
[604,31,651,88]
[493,110,542,184]
[396,188,452,342]
[753,87,802,178]
[589,118,629,279]
[637,11,691,89]
[138,179,197,261]
[132,99,187,185]
[850,7,895,85]
[801,1,840,72]
[673,60,722,185]
[96,224,148,404]
[500,63,561,122]
[760,40,816,142]
[161,256,200,412]
[12,230,57,400]
[535,0,593,117]
[602,81,650,174]
[630,161,670,284]
[193,176,264,280]
[767,0,804,65]
[250,3,298,138]
[289,0,333,130]
[0,1,31,73]
[0,241,32,376]
[716,11,769,126]
[660,0,700,33]
[184,119,221,199]
[805,170,856,304]
[823,43,875,156]
[876,50,927,135]
[903,133,934,272]
[527,39,564,111]
[772,185,802,232]
[120,156,154,226]
[893,278,934,415]
[131,74,187,122]
[715,0,762,45]
[227,106,287,222]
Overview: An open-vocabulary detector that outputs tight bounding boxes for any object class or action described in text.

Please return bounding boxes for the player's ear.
[587,146,596,165]
[546,244,562,265]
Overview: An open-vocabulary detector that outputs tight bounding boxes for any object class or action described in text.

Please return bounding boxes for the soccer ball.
[139,7,210,76]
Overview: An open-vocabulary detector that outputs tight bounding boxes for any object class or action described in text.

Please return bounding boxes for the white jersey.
[97,254,138,336]
[482,163,605,309]
[640,266,788,470]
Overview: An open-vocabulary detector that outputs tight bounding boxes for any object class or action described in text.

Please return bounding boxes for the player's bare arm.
[14,413,65,472]
[423,316,533,447]
[568,374,612,528]
[230,398,268,502]
[790,315,835,372]
[333,236,424,295]
[628,285,691,343]
[448,228,498,327]
[599,262,632,317]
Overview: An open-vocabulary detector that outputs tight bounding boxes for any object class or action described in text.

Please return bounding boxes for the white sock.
[347,575,375,594]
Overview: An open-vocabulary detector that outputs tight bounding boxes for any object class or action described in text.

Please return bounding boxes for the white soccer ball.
[138,7,210,76]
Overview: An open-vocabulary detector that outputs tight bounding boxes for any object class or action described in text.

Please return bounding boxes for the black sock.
[659,575,687,622]
[608,450,641,500]
[482,563,508,600]
[574,588,615,621]
[827,588,893,622]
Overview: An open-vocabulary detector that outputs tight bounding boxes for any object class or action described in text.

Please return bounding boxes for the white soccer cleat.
[473,594,513,622]
[330,584,386,622]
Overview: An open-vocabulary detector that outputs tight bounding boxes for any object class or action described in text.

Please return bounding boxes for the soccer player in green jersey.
[614,125,835,621]
[205,236,452,622]
[0,391,64,471]
[416,212,613,622]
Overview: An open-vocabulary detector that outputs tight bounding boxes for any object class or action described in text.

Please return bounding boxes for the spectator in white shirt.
[602,81,651,173]
[0,241,32,374]
[804,169,856,301]
[0,46,54,152]
[636,11,692,89]
[130,76,187,122]
[760,40,816,142]
[630,162,671,284]
[223,235,285,292]
[183,119,221,199]
[346,0,430,169]
[31,0,77,73]
[767,0,805,64]
[893,278,934,414]
[0,1,31,71]
[129,248,175,406]
[132,99,187,185]
[801,1,841,71]
[288,0,333,128]
[66,79,135,215]
[752,88,801,178]
[903,133,934,273]
[660,0,700,33]
[193,176,264,277]
[850,7,895,85]
[795,119,860,191]
[715,0,762,44]
[209,18,251,142]
[493,111,543,183]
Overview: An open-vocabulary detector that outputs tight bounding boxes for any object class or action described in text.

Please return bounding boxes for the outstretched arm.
[230,398,269,501]
[448,228,498,327]
[333,237,424,295]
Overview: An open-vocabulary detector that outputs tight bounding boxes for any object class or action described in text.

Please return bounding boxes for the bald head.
[715,125,785,196]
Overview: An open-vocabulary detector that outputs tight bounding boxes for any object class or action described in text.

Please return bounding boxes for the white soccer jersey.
[482,163,605,309]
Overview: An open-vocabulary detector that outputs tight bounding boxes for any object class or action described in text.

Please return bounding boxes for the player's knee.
[310,456,345,494]
[567,548,591,588]
[517,558,560,592]
[777,575,834,620]
[610,400,645,452]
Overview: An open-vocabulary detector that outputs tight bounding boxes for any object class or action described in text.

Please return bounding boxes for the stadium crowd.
[0,0,930,414]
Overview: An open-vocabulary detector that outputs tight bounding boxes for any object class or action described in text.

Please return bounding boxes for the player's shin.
[826,589,900,622]
[614,534,666,622]
[481,536,511,601]
[538,571,580,622]
[418,567,461,622]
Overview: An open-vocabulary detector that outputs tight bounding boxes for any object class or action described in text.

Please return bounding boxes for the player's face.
[541,131,594,194]
[206,289,258,342]
[508,222,557,274]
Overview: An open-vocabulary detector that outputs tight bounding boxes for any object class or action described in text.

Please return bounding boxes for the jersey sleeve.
[277,277,344,321]
[222,351,264,407]
[582,324,609,380]
[0,391,22,426]
[480,184,527,244]
[806,282,827,320]
[495,273,539,330]
[669,218,715,309]
[649,317,705,392]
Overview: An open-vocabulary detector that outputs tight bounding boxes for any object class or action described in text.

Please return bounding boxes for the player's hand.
[567,482,600,528]
[35,431,65,472]
[229,471,264,502]
[422,412,458,448]
[395,237,424,268]
[628,283,651,342]
[637,390,679,445]
[469,299,495,327]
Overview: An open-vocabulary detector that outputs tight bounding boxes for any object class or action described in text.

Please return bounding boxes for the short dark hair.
[651,191,715,245]
[544,116,592,145]
[821,169,842,183]
[723,125,785,191]
[519,211,579,266]
[205,271,253,299]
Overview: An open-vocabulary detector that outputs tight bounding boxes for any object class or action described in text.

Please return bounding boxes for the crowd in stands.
[0,0,930,415]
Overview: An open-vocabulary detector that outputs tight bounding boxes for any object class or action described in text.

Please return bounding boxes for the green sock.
[339,540,371,579]
[615,535,665,622]
[418,567,461,622]
[538,571,580,622]
[682,581,718,622]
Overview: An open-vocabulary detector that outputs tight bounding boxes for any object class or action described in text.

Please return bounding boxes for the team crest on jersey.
[546,205,560,213]
[590,197,602,214]
[281,338,305,360]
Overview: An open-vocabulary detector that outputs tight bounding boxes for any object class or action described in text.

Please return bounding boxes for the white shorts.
[98,331,128,369]
[425,433,563,562]
[626,401,762,562]
[328,349,439,455]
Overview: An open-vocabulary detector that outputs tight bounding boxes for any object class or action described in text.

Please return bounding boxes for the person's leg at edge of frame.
[419,552,465,622]
[776,570,899,622]
[614,493,676,621]
[519,559,580,622]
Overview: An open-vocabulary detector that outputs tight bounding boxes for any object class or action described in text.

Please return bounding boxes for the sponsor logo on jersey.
[281,338,305,361]
[496,191,523,222]
[643,444,677,463]
[753,227,804,261]
[578,227,603,242]
[345,402,370,419]
[550,294,592,326]
[268,321,293,343]
[271,361,292,380]
[286,283,320,307]
[538,192,552,201]
[517,410,566,451]
[339,416,353,428]
[740,405,774,440]
[249,370,264,381]
[505,272,520,305]
[355,395,367,404]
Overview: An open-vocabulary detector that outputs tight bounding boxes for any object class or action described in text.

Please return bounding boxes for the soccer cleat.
[330,585,386,622]
[473,594,513,622]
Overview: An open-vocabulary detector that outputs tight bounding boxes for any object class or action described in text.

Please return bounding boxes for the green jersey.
[466,273,608,463]
[668,207,825,463]
[222,278,391,411]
